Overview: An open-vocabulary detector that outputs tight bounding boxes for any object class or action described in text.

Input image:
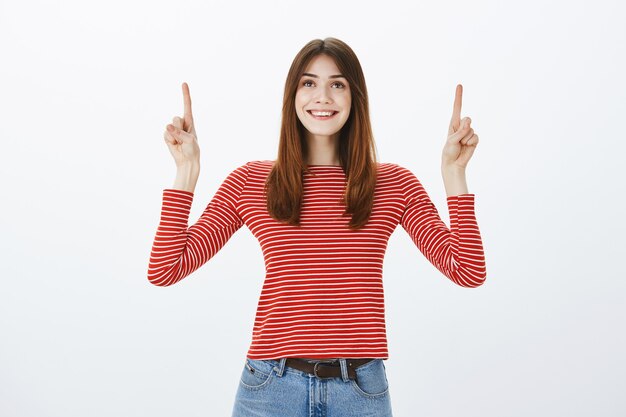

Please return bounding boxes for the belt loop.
[274,358,286,377]
[338,358,349,382]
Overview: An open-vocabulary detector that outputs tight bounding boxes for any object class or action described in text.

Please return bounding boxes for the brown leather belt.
[284,358,374,380]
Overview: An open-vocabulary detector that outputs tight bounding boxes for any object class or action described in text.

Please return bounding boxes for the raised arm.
[397,164,486,288]
[147,163,250,286]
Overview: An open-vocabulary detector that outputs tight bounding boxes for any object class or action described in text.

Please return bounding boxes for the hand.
[163,82,200,167]
[441,84,479,171]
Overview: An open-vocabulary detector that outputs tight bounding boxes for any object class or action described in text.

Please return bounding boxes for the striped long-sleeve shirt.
[147,160,486,360]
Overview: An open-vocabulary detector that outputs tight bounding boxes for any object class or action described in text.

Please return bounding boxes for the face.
[295,54,351,142]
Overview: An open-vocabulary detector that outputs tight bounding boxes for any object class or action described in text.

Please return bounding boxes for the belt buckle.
[313,360,337,379]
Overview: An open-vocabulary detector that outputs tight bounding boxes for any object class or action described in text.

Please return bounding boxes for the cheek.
[342,99,352,122]
[343,97,352,115]
[295,88,309,102]
[295,95,308,114]
[338,91,351,108]
[294,98,307,121]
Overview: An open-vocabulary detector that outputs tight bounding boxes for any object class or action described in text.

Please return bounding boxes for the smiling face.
[295,54,351,143]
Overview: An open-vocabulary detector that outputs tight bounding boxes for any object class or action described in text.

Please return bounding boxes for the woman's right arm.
[147,82,248,286]
[164,82,201,192]
[147,163,249,287]
[172,161,200,193]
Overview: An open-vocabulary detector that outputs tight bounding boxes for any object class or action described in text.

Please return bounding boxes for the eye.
[301,79,346,88]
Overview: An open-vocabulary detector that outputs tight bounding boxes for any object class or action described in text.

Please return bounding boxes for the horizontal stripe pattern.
[147,160,486,360]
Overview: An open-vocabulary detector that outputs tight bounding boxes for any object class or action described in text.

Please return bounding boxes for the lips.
[307,110,339,119]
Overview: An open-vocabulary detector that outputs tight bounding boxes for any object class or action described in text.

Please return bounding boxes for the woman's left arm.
[441,84,479,197]
[442,168,468,197]
[397,83,485,287]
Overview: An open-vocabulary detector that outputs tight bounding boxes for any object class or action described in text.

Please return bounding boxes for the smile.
[307,110,339,120]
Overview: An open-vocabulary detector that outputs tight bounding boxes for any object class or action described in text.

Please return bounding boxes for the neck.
[305,132,340,165]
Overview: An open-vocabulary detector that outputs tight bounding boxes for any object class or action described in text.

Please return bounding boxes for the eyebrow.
[301,72,346,79]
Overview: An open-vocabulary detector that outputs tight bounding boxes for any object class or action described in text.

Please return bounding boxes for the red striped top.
[147,160,486,360]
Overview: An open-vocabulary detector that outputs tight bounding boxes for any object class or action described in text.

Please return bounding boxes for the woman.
[149,37,486,417]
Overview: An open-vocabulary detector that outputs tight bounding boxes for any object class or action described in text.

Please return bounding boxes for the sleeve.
[396,164,487,288]
[147,162,250,286]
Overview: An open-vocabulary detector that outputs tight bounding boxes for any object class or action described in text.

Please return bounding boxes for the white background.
[1,0,625,416]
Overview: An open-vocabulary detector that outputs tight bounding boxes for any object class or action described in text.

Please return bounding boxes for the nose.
[314,85,333,104]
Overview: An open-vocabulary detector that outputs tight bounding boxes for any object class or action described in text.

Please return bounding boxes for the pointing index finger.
[182,82,193,120]
[451,84,463,124]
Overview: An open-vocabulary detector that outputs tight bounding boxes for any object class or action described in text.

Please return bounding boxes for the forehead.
[302,54,341,75]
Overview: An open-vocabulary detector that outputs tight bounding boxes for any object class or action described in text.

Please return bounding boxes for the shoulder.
[228,160,273,173]
[241,160,274,170]
[243,160,274,177]
[225,160,274,184]
[234,161,416,177]
[254,160,275,169]
[377,161,418,180]
[378,162,424,197]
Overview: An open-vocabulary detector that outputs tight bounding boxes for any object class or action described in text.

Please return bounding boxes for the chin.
[307,129,342,137]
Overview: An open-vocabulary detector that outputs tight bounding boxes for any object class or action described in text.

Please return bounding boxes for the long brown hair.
[265,37,378,231]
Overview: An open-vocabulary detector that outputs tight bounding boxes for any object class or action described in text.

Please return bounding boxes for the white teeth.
[310,111,335,116]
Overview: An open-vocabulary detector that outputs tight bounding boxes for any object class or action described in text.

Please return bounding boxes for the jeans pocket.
[239,358,274,390]
[350,359,390,398]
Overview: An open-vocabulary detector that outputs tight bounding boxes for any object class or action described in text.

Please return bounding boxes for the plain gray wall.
[1,0,624,416]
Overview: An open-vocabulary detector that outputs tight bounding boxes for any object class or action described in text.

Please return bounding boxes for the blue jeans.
[231,357,393,417]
